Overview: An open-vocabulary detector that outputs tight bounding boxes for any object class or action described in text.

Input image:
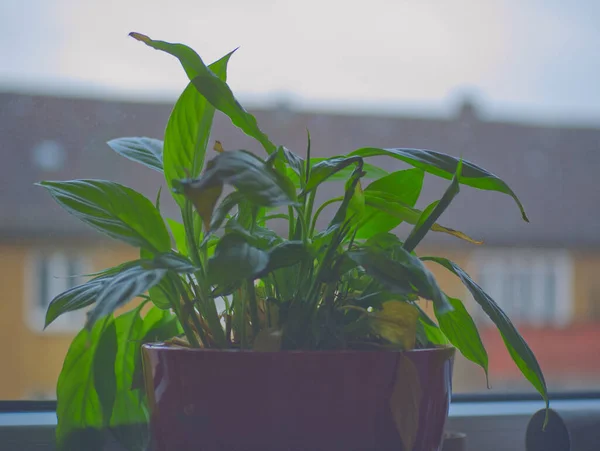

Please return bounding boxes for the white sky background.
[1,0,599,123]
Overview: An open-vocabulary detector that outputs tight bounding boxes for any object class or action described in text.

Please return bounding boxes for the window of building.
[470,249,573,328]
[25,250,90,333]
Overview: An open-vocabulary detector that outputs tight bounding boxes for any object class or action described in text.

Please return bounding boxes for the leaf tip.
[129,32,150,43]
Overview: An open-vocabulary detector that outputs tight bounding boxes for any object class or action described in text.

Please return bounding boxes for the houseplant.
[39,33,549,451]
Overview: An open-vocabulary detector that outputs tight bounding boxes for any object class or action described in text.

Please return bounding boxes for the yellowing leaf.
[252,328,282,352]
[370,301,419,349]
[389,354,422,451]
[213,140,225,153]
[430,223,482,245]
[182,183,223,231]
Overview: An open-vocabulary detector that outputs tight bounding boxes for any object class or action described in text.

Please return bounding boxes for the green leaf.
[86,264,167,329]
[130,308,182,391]
[403,161,462,252]
[268,146,305,182]
[178,150,297,212]
[258,241,311,277]
[45,273,110,328]
[309,157,388,182]
[356,169,424,239]
[435,296,489,384]
[163,51,233,208]
[209,191,246,232]
[207,234,269,295]
[140,249,173,310]
[56,319,113,451]
[129,32,211,81]
[303,156,363,194]
[362,192,481,245]
[129,33,276,155]
[166,218,188,256]
[107,137,163,172]
[108,307,148,450]
[150,252,197,273]
[422,256,549,414]
[349,147,529,221]
[191,75,276,155]
[93,320,117,430]
[348,248,452,314]
[37,180,171,253]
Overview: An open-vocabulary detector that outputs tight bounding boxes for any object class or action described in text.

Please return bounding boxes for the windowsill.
[2,398,600,451]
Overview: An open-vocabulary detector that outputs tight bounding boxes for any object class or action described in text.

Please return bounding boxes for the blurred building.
[1,91,599,398]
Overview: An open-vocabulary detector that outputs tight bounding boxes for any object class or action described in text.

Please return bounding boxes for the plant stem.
[304,190,316,239]
[310,197,343,236]
[173,276,204,347]
[288,206,295,240]
[247,279,260,337]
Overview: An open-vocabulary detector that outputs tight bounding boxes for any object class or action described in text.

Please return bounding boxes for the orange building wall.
[0,241,137,399]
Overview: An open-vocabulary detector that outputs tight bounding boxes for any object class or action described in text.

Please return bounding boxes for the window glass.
[1,0,599,400]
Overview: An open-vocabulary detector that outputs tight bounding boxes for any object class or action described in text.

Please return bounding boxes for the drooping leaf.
[176,151,296,224]
[86,264,167,329]
[435,296,489,384]
[257,241,311,277]
[363,192,481,244]
[129,33,277,155]
[129,32,212,81]
[348,248,452,314]
[163,51,233,208]
[207,234,269,295]
[422,256,549,416]
[55,319,113,451]
[349,147,529,221]
[209,191,246,232]
[107,137,163,172]
[369,301,419,349]
[389,354,422,451]
[309,157,388,183]
[45,273,110,328]
[191,75,277,155]
[403,161,462,252]
[37,180,171,253]
[149,252,198,273]
[302,156,363,194]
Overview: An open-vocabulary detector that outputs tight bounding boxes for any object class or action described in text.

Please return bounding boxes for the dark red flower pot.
[142,345,455,451]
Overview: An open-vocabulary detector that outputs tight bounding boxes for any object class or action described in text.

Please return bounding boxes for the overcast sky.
[1,0,600,123]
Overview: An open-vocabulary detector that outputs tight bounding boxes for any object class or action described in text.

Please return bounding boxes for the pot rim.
[142,343,455,355]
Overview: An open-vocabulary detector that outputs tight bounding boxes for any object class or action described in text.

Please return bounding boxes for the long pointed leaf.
[107,137,163,172]
[86,265,167,329]
[131,33,276,155]
[37,180,171,253]
[422,256,549,417]
[163,51,234,208]
[349,147,528,221]
[403,161,462,252]
[435,296,489,385]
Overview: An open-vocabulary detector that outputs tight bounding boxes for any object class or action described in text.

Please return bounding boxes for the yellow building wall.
[0,240,590,399]
[0,242,137,400]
